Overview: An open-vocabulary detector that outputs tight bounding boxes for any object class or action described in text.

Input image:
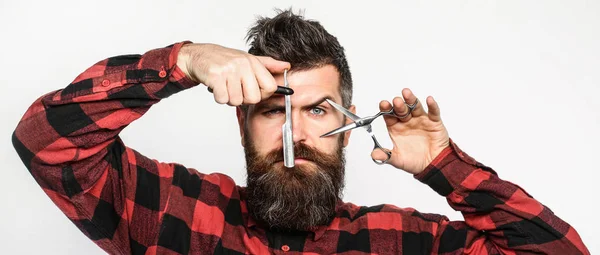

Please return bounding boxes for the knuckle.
[234,56,250,67]
[231,95,243,106]
[207,66,224,79]
[246,95,260,104]
[215,95,227,104]
[243,55,254,64]
[267,82,277,92]
[223,62,236,73]
[208,64,223,74]
[261,92,271,100]
[261,81,277,93]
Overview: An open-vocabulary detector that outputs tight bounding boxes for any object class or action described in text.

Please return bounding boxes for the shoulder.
[159,161,242,200]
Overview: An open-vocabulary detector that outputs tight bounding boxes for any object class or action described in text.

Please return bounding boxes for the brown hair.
[245,8,353,109]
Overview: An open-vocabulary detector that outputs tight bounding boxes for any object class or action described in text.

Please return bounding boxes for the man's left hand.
[372,88,450,175]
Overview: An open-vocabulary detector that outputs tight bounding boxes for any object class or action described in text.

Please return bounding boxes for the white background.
[1,0,598,254]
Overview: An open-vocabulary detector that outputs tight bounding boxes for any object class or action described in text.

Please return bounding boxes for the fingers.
[211,76,229,104]
[256,56,291,74]
[241,71,261,105]
[371,148,395,166]
[427,96,441,122]
[402,88,425,117]
[249,57,278,100]
[392,96,412,122]
[379,100,400,126]
[226,75,243,106]
[201,47,288,106]
[371,149,386,163]
[380,89,442,123]
[212,56,279,106]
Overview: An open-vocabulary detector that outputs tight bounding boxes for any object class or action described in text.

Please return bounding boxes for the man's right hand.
[177,43,291,106]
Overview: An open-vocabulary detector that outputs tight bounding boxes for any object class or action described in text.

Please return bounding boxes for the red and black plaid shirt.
[12,41,590,254]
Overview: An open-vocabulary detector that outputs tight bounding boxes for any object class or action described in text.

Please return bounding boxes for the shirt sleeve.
[414,138,590,254]
[11,42,236,254]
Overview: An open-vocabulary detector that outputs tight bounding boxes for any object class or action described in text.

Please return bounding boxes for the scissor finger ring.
[407,99,419,111]
[372,149,392,165]
[397,111,412,119]
[397,99,419,119]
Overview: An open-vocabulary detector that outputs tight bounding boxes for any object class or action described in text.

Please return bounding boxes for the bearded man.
[12,9,589,255]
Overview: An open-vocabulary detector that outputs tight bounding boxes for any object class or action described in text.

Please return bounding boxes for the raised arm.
[12,42,289,254]
[418,141,590,254]
[368,88,589,254]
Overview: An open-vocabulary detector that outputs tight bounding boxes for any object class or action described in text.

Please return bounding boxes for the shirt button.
[101,79,110,86]
[158,70,167,78]
[281,245,290,252]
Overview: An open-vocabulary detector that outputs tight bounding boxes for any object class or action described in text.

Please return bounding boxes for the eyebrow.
[255,95,336,111]
[302,95,335,111]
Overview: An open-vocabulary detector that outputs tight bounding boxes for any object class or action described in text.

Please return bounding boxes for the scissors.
[320,99,418,165]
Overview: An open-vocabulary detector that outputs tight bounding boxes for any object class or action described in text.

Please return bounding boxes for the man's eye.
[310,107,325,115]
[264,109,284,115]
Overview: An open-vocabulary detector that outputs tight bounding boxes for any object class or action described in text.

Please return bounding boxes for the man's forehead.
[273,65,340,85]
[271,65,343,104]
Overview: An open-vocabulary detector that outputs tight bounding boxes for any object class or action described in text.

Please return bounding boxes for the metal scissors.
[320,99,418,165]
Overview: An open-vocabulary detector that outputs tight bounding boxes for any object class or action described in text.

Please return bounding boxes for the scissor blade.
[282,70,294,168]
[320,122,358,137]
[326,99,361,122]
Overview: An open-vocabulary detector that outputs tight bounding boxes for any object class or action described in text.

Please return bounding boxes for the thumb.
[371,148,393,165]
[256,56,291,73]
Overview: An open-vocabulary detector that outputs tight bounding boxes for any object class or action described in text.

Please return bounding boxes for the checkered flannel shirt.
[12,41,590,254]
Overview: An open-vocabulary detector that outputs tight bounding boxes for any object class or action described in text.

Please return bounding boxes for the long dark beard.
[244,135,345,232]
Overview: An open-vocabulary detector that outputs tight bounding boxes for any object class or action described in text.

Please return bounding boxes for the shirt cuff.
[123,41,198,89]
[413,138,497,197]
[167,41,198,89]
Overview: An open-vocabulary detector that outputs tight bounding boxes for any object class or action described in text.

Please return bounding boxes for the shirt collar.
[243,197,346,241]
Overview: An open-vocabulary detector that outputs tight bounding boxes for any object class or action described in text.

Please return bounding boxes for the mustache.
[263,142,334,164]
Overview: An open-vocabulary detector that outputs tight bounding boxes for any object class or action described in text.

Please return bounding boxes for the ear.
[236,106,246,147]
[343,105,356,147]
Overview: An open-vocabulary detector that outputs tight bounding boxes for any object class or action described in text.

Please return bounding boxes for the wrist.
[413,139,484,196]
[176,44,195,83]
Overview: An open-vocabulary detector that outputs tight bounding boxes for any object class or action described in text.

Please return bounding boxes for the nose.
[291,112,307,144]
